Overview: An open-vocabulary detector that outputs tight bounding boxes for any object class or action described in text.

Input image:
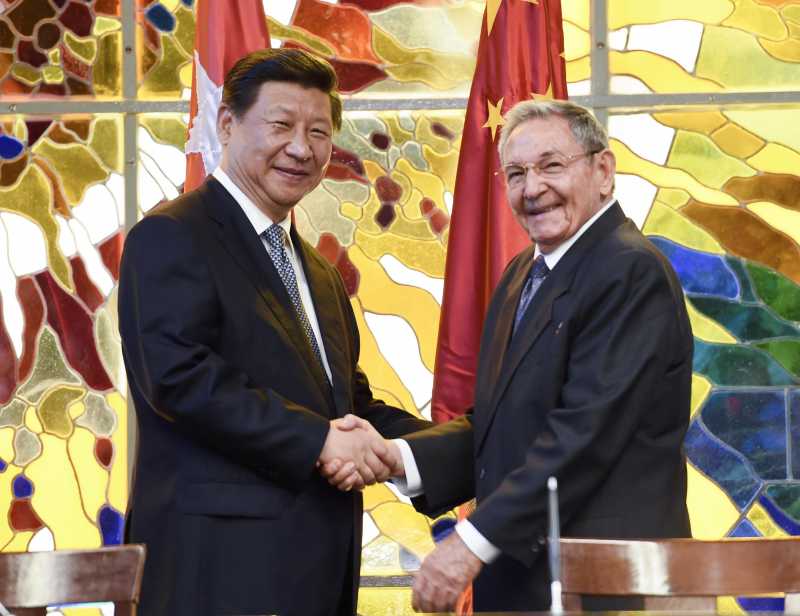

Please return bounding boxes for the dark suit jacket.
[118,177,429,616]
[407,203,693,611]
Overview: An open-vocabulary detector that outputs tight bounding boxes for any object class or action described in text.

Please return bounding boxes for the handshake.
[317,414,405,491]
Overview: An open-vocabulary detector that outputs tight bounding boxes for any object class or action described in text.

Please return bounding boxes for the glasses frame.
[496,149,603,186]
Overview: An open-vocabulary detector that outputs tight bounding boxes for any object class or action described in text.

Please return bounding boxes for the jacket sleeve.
[118,214,330,484]
[468,249,691,566]
[404,415,476,517]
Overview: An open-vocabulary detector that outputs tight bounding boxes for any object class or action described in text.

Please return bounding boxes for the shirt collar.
[535,197,616,270]
[212,167,292,239]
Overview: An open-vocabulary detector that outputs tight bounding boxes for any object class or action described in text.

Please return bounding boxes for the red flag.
[184,0,271,192]
[431,0,567,423]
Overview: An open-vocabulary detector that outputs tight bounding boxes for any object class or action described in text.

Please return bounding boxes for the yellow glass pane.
[747,142,800,175]
[721,0,787,41]
[563,0,590,30]
[667,130,756,190]
[27,434,102,549]
[643,201,726,255]
[609,0,734,30]
[107,392,129,514]
[686,300,737,344]
[696,25,800,91]
[563,19,591,61]
[748,201,800,244]
[690,374,713,419]
[725,107,800,152]
[611,50,724,93]
[612,138,738,206]
[69,427,110,520]
[747,502,788,537]
[686,462,740,539]
[358,588,415,616]
[710,122,764,159]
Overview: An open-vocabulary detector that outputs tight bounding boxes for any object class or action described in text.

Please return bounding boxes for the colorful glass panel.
[0,0,122,98]
[0,113,127,553]
[608,0,800,94]
[610,105,800,548]
[136,0,194,99]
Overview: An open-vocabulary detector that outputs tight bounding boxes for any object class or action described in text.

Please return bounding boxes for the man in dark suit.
[370,100,693,612]
[118,49,429,616]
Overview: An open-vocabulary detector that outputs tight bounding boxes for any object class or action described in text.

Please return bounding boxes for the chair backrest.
[560,537,800,611]
[0,545,146,616]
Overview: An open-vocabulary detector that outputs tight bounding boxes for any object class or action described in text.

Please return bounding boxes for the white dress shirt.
[212,167,333,383]
[394,197,617,564]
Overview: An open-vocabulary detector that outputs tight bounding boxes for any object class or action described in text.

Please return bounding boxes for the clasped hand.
[318,414,403,491]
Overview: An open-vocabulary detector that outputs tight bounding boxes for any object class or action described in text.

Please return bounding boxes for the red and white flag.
[184,0,271,192]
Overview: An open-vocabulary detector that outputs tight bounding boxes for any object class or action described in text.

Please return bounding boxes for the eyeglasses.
[497,150,601,188]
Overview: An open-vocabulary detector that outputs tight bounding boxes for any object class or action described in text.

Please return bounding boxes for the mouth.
[274,166,310,180]
[523,203,561,217]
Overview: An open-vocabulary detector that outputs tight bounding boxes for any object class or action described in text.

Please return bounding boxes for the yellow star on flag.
[522,0,539,4]
[483,97,505,141]
[486,0,502,36]
[531,82,554,101]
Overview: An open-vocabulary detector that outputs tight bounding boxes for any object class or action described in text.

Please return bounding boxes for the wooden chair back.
[0,545,145,616]
[560,537,800,611]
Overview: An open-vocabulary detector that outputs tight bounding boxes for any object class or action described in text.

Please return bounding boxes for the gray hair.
[497,100,608,163]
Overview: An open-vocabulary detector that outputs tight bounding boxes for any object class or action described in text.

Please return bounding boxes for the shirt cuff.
[389,439,423,497]
[455,520,502,564]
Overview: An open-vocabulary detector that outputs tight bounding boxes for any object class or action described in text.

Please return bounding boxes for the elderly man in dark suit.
[118,48,429,616]
[327,100,693,612]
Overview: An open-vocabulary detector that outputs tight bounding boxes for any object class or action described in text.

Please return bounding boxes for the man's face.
[217,81,334,222]
[501,116,615,253]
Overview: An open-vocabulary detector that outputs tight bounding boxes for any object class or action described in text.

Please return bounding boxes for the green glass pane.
[748,263,800,322]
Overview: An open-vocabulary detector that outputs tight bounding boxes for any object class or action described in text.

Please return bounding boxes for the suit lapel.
[202,179,334,406]
[475,248,534,412]
[475,202,628,453]
[291,228,350,415]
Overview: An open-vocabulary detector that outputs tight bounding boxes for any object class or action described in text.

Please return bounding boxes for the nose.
[522,167,548,200]
[284,129,312,161]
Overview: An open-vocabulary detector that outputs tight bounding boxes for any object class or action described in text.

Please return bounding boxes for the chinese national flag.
[431,0,567,424]
[184,0,271,192]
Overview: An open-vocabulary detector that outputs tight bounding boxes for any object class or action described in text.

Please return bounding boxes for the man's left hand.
[412,531,483,613]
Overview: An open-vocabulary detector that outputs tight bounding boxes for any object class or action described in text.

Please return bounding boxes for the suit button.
[531,544,539,553]
[479,468,486,479]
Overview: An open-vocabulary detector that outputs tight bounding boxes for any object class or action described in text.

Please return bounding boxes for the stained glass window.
[0,112,126,556]
[0,1,122,98]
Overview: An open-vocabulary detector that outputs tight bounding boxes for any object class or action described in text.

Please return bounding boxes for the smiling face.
[501,116,615,253]
[217,81,334,222]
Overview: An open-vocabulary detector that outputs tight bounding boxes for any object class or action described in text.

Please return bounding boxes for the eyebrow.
[264,106,332,126]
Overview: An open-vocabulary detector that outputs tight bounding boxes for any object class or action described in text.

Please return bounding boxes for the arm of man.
[468,249,691,565]
[119,213,334,484]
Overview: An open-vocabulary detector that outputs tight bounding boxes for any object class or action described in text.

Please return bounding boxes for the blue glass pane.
[12,474,33,498]
[98,505,124,545]
[701,391,787,480]
[648,237,739,299]
[684,420,761,509]
[144,3,176,32]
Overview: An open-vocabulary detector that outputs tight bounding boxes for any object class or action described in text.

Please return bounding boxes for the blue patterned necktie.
[513,255,550,336]
[262,224,328,378]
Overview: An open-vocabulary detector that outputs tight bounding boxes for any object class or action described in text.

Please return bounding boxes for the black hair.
[222,48,342,130]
